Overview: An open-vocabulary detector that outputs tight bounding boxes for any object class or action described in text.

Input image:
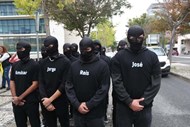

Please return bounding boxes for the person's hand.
[12,96,25,106]
[12,53,17,58]
[46,104,56,111]
[78,102,89,114]
[42,97,52,108]
[129,98,144,112]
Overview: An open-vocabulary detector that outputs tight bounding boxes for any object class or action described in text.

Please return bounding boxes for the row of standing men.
[10,25,161,127]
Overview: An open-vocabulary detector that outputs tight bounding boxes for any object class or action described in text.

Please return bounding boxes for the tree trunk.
[42,0,50,36]
[44,12,50,36]
[168,27,176,64]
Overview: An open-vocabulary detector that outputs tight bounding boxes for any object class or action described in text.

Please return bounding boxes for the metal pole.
[36,32,39,61]
[36,10,40,61]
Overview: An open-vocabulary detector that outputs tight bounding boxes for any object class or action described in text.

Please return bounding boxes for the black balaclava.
[93,40,102,55]
[117,40,127,51]
[63,43,72,58]
[127,25,144,53]
[101,46,106,56]
[71,43,79,57]
[43,36,59,58]
[41,46,48,59]
[16,42,31,62]
[79,37,95,62]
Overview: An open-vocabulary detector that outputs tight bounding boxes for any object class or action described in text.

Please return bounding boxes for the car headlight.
[166,59,170,65]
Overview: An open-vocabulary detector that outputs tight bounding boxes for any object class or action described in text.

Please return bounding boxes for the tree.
[14,0,41,15]
[14,0,75,36]
[128,13,169,35]
[128,13,148,27]
[46,0,131,37]
[90,20,115,47]
[128,13,152,35]
[156,0,190,62]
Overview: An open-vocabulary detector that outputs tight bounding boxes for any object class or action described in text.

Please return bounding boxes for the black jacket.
[39,54,70,101]
[65,56,110,119]
[10,59,39,103]
[111,47,161,107]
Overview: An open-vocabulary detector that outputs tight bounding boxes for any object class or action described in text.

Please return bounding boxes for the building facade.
[0,0,81,57]
[0,0,46,53]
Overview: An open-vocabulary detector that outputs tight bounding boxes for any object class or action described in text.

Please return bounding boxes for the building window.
[0,19,46,34]
[0,2,17,16]
[0,36,46,52]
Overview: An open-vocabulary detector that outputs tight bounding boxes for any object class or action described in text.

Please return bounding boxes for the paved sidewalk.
[170,63,190,81]
[0,89,14,127]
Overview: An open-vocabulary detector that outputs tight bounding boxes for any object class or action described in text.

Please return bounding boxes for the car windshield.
[149,47,165,56]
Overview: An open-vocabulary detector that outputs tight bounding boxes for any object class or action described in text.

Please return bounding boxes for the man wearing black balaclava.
[65,37,110,127]
[10,42,41,127]
[127,25,144,53]
[63,43,77,119]
[93,41,111,124]
[111,25,161,127]
[39,45,48,127]
[63,43,78,63]
[117,40,128,51]
[39,36,71,127]
[93,40,102,56]
[71,43,80,58]
[16,42,31,62]
[41,46,48,59]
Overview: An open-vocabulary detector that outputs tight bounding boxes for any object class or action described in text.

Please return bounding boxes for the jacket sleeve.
[140,54,161,106]
[0,53,10,62]
[111,55,133,106]
[65,68,80,110]
[86,64,110,110]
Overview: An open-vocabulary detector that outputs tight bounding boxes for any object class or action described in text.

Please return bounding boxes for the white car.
[147,46,171,77]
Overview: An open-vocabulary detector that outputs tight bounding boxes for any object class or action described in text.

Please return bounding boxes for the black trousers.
[116,103,152,127]
[12,102,41,127]
[74,114,105,127]
[41,100,69,127]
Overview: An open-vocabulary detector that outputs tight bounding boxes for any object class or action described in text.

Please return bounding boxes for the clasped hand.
[12,96,25,106]
[42,97,55,111]
[129,98,144,112]
[78,102,89,114]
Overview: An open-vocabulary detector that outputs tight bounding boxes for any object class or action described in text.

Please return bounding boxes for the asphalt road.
[152,75,190,127]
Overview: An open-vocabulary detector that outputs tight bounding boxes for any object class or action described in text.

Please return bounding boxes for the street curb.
[170,72,190,82]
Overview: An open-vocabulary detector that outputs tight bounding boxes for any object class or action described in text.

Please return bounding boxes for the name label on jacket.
[47,67,56,72]
[15,71,27,75]
[132,62,143,68]
[80,70,89,76]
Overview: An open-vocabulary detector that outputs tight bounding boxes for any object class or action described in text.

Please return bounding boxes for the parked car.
[147,46,170,77]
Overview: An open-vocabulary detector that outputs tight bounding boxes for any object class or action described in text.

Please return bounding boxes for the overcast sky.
[113,0,159,41]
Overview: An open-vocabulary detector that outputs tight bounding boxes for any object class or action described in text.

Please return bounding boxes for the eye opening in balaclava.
[128,34,144,43]
[16,42,31,61]
[127,25,145,53]
[79,37,95,62]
